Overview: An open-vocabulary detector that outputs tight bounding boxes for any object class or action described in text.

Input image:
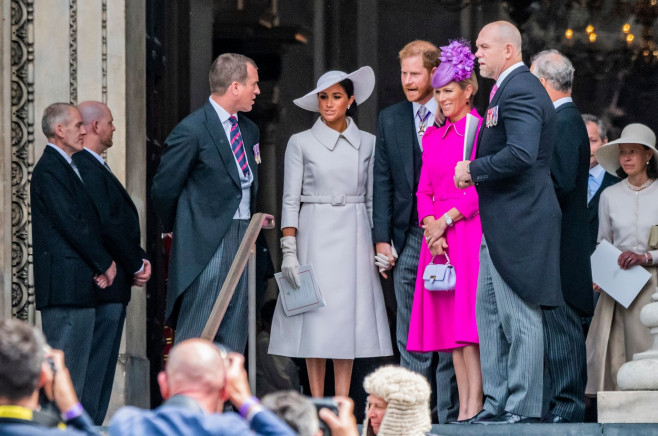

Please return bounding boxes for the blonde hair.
[457,71,479,105]
[398,40,440,72]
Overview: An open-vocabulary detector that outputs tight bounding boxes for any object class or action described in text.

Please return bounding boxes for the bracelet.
[238,396,260,419]
[61,402,83,421]
[645,252,650,265]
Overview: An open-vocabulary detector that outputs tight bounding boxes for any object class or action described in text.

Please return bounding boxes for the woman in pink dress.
[407,40,483,422]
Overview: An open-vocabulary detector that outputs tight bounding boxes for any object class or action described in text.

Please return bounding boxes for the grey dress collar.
[311,116,361,151]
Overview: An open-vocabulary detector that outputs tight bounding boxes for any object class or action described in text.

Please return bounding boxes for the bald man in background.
[454,21,561,424]
[109,339,295,435]
[73,101,151,424]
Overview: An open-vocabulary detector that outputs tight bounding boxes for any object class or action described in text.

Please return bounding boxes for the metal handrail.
[200,212,275,392]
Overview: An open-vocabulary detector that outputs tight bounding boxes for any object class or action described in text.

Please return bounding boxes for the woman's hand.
[429,237,448,257]
[422,218,447,248]
[617,250,644,270]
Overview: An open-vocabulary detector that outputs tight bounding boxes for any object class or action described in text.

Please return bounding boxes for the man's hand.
[454,160,474,189]
[224,352,252,409]
[95,261,117,288]
[318,396,358,436]
[42,348,80,414]
[374,242,398,279]
[617,250,644,270]
[133,259,152,287]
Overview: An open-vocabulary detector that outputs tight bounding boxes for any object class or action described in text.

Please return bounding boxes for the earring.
[347,105,351,109]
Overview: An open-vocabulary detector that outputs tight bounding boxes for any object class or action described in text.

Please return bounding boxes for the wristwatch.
[444,213,454,227]
[466,163,471,174]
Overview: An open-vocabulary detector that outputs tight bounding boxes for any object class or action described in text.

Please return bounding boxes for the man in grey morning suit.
[152,53,260,351]
[531,50,592,423]
[73,101,151,424]
[455,21,563,424]
[31,103,117,400]
[372,40,459,423]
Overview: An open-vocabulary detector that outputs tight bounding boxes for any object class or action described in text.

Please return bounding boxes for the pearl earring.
[347,105,351,109]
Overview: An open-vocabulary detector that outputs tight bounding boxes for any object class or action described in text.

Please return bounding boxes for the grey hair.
[42,102,76,138]
[208,53,257,95]
[531,49,575,92]
[261,391,320,436]
[582,114,608,141]
[0,319,46,401]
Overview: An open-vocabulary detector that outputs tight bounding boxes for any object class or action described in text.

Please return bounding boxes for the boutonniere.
[253,143,261,164]
[486,105,499,128]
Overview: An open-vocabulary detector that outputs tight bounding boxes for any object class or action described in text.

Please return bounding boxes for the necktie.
[70,161,83,182]
[228,116,249,177]
[489,84,498,103]
[103,161,113,174]
[587,173,595,203]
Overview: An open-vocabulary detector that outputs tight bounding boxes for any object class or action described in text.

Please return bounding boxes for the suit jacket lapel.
[80,150,138,217]
[393,102,417,191]
[203,102,241,189]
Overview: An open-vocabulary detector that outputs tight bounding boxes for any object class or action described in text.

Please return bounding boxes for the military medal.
[253,143,261,164]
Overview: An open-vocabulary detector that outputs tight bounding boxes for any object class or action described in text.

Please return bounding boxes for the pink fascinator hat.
[431,40,475,89]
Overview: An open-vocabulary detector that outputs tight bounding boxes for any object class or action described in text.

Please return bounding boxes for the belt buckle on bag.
[331,195,346,206]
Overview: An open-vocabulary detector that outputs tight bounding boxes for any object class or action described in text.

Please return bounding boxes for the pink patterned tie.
[229,116,249,177]
[489,84,498,103]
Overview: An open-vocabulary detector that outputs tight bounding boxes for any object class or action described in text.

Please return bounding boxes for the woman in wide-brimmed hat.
[268,67,393,397]
[586,122,658,395]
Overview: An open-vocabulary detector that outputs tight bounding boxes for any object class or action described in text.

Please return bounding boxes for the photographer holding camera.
[0,319,97,435]
[109,338,295,435]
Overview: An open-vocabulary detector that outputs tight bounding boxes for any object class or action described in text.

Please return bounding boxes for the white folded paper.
[274,264,325,317]
[463,113,479,161]
[590,239,652,308]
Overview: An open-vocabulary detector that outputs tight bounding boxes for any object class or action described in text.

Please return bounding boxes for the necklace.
[627,178,655,191]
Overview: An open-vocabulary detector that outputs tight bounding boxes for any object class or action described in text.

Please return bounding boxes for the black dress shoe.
[447,419,472,424]
[470,409,499,424]
[476,411,540,424]
[542,414,571,423]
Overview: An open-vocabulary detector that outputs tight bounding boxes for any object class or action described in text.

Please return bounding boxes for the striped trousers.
[543,303,587,421]
[477,237,544,418]
[394,226,459,423]
[175,219,250,352]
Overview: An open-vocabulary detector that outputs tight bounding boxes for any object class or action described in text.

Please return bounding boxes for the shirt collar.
[553,96,573,109]
[496,61,525,88]
[47,143,72,164]
[311,117,361,151]
[84,147,106,166]
[208,96,235,123]
[412,97,438,118]
[442,107,478,139]
[590,164,605,178]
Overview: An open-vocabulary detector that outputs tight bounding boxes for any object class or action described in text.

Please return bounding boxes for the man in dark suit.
[531,50,592,423]
[372,40,458,423]
[152,53,260,352]
[72,101,151,424]
[31,102,116,398]
[583,114,619,253]
[454,21,563,424]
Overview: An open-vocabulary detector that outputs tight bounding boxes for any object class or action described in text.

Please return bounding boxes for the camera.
[310,397,338,436]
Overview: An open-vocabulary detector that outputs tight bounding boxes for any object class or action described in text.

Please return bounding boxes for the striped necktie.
[489,84,498,103]
[228,116,249,177]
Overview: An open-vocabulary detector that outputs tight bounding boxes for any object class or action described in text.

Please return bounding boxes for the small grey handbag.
[423,252,456,291]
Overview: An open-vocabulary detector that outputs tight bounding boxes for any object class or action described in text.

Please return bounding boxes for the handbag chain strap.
[430,252,451,266]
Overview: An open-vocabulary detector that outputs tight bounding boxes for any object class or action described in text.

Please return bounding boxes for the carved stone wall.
[10,0,35,323]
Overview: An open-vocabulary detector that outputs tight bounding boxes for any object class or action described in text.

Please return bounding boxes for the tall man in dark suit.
[31,102,117,399]
[152,53,260,352]
[530,50,592,423]
[372,40,458,423]
[582,114,618,253]
[454,21,563,424]
[72,101,151,424]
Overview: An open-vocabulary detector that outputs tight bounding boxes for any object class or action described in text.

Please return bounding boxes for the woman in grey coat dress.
[268,67,393,397]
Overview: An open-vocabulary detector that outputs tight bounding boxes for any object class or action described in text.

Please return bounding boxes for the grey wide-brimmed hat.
[595,123,657,176]
[293,66,375,112]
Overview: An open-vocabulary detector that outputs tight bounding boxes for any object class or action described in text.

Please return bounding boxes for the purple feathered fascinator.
[431,39,475,89]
